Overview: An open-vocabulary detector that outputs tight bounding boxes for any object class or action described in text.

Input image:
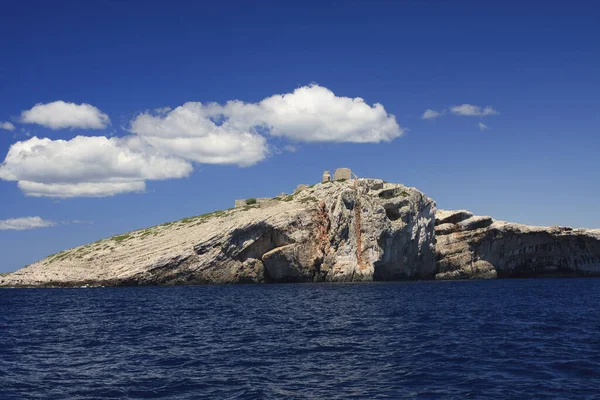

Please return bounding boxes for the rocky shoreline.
[2,177,600,288]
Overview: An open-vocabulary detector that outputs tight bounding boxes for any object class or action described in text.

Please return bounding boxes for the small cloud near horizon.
[421,109,443,120]
[422,104,498,120]
[0,217,55,231]
[450,104,498,117]
[0,217,93,231]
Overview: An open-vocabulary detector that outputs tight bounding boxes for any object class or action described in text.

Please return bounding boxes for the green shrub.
[300,196,318,204]
[112,234,132,242]
[379,189,410,199]
[245,198,257,205]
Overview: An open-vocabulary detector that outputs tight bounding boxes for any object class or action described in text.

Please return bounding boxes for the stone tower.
[333,168,352,181]
[322,170,331,183]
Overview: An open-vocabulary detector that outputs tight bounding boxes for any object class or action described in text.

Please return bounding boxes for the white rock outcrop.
[435,209,600,279]
[0,179,436,287]
[2,179,600,288]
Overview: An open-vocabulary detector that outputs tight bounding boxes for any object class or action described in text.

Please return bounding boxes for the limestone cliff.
[435,209,600,279]
[1,178,600,288]
[0,179,436,287]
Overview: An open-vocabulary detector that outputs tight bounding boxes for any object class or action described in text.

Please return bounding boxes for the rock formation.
[435,209,600,279]
[294,184,309,194]
[0,179,436,287]
[1,177,600,288]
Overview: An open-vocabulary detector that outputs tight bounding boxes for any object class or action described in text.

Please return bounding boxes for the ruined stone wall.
[235,198,277,208]
[333,168,352,181]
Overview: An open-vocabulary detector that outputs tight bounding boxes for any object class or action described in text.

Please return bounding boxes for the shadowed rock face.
[435,209,600,279]
[2,179,600,288]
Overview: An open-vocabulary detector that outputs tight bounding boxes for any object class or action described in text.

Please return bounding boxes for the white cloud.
[21,101,110,130]
[0,216,55,231]
[224,84,402,143]
[421,109,443,120]
[130,104,268,166]
[478,122,488,130]
[2,85,403,198]
[450,104,498,117]
[130,85,403,163]
[68,220,93,225]
[17,181,147,198]
[0,136,192,198]
[154,107,171,114]
[1,122,15,131]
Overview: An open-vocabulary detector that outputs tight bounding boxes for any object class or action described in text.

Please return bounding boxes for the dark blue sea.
[1,279,599,399]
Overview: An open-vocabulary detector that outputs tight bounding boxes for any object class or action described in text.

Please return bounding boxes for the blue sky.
[0,1,599,272]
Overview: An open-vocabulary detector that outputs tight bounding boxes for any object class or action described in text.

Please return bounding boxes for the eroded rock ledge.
[1,178,599,287]
[435,209,600,279]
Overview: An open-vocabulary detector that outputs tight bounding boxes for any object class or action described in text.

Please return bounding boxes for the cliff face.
[2,179,600,288]
[0,179,436,287]
[435,209,600,279]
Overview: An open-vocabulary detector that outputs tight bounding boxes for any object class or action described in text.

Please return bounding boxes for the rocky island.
[2,168,600,287]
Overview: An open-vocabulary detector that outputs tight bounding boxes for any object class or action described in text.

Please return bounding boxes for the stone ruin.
[321,167,353,183]
[333,168,352,181]
[235,167,353,207]
[234,197,279,209]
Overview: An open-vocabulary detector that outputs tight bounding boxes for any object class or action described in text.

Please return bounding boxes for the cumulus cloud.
[450,104,498,117]
[2,85,403,198]
[421,109,443,120]
[478,122,488,130]
[130,85,402,157]
[1,122,15,131]
[226,84,403,143]
[130,104,268,166]
[0,136,193,197]
[0,216,55,231]
[21,101,110,130]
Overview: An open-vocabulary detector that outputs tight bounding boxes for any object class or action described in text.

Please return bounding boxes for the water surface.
[1,279,599,399]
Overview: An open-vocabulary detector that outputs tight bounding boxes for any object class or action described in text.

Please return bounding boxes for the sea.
[1,278,599,399]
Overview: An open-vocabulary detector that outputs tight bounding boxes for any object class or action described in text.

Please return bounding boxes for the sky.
[0,0,599,272]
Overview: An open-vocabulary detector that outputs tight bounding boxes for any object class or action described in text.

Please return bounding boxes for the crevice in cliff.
[314,200,331,280]
[353,180,365,273]
[354,197,365,271]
